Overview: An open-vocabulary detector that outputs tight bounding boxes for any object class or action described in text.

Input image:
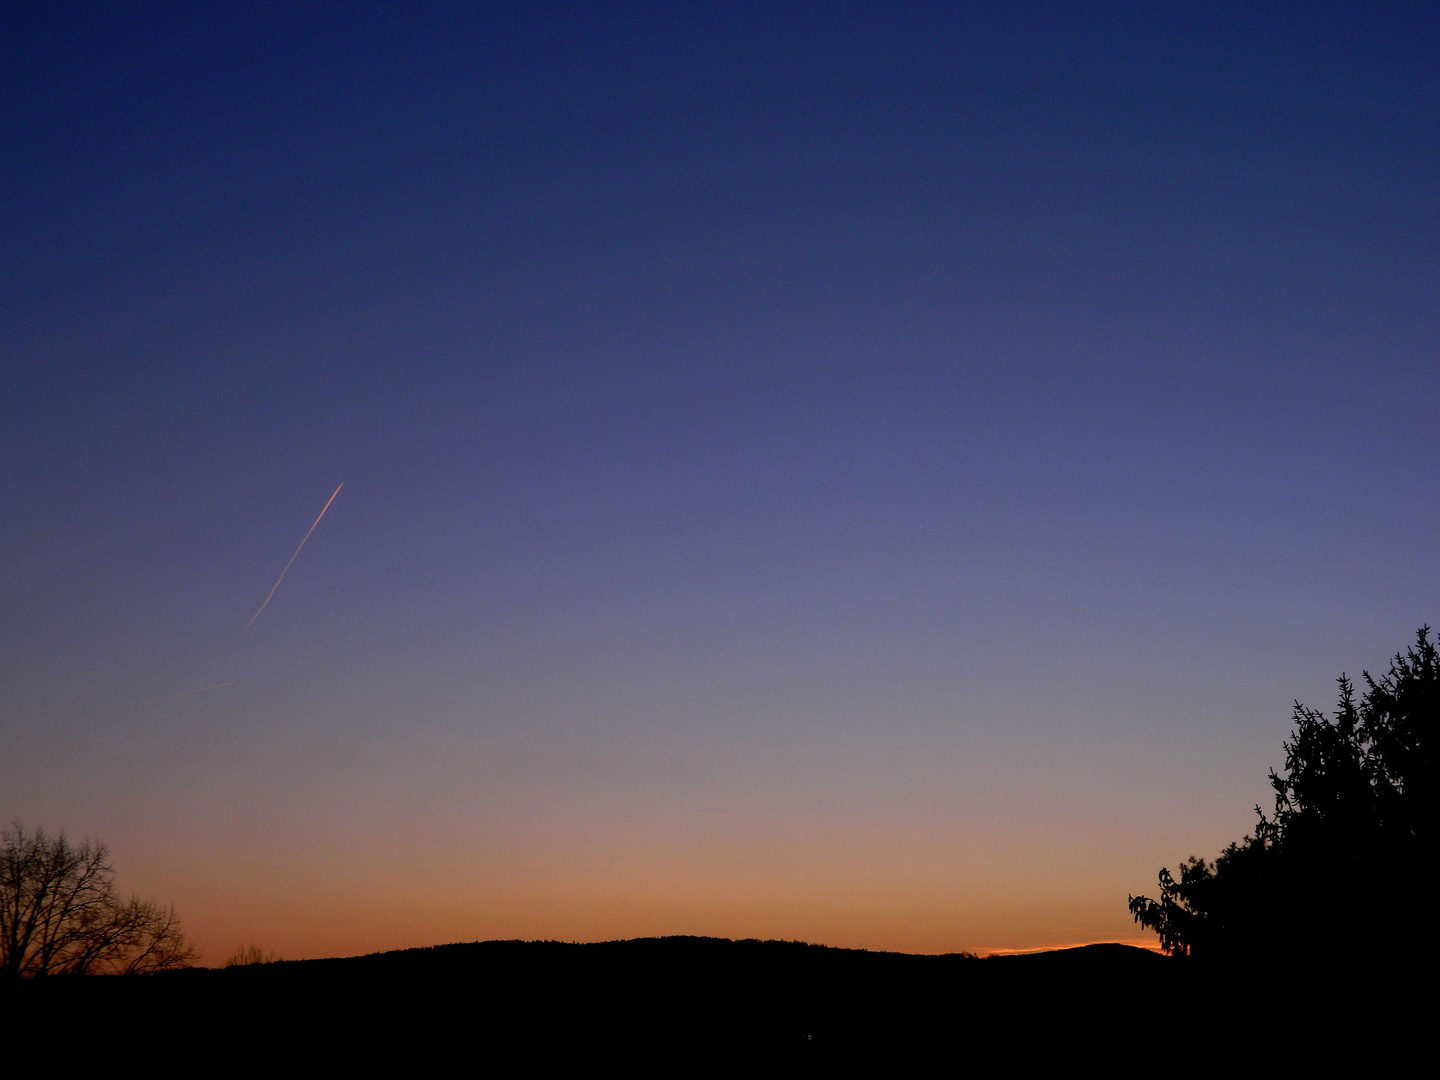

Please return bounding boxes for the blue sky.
[3,2,1436,958]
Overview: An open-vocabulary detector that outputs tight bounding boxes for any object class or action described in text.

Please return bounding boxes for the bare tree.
[0,824,197,977]
[223,943,279,968]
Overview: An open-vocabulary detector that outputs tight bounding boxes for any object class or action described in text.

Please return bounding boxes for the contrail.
[247,483,343,629]
[148,681,236,704]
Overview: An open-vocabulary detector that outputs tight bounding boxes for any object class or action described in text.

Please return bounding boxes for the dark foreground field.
[7,936,1419,1064]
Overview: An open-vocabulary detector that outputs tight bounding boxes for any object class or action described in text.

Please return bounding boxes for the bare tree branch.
[1,824,197,977]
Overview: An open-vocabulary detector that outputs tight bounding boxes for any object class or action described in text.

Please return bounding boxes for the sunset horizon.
[4,3,1435,972]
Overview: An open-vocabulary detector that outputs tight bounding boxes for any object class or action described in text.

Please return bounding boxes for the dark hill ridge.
[9,937,1412,1063]
[198,934,1169,1003]
[211,933,1163,970]
[12,936,1176,1055]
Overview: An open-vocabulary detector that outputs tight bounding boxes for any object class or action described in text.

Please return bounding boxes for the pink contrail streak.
[246,483,343,629]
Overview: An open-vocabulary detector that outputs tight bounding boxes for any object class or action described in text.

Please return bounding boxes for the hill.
[12,936,1181,1060]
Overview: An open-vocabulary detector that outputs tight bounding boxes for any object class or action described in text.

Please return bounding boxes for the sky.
[2,2,1436,961]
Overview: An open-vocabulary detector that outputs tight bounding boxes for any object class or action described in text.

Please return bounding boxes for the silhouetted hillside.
[8,936,1418,1064]
[7,937,1160,1057]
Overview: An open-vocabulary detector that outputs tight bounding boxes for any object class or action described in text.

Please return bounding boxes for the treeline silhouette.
[1131,626,1435,969]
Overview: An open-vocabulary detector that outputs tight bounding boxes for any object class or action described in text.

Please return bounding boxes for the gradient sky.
[3,2,1436,961]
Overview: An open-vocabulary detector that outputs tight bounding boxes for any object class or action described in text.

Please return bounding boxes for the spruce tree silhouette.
[1130,627,1435,964]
